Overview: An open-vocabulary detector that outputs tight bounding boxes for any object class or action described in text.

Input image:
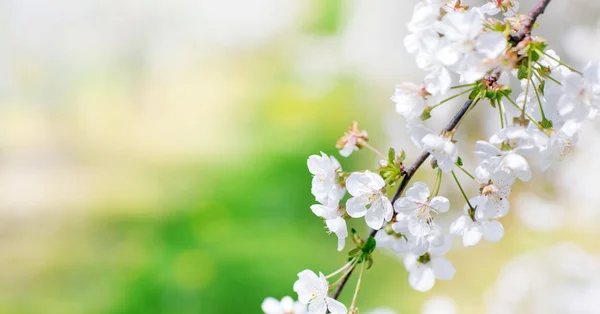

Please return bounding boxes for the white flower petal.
[482,220,504,242]
[325,297,347,314]
[346,197,368,218]
[406,182,431,202]
[430,196,450,213]
[462,223,483,247]
[308,298,327,314]
[409,265,435,292]
[394,198,418,214]
[261,297,282,314]
[365,206,385,230]
[431,257,456,280]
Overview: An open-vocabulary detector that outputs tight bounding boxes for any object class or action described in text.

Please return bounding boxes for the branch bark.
[331,0,552,301]
[511,0,552,43]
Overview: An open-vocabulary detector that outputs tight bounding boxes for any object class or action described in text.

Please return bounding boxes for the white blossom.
[387,219,448,256]
[450,212,505,247]
[408,29,454,95]
[489,124,548,153]
[345,171,394,230]
[404,249,455,292]
[477,0,520,17]
[394,182,450,237]
[307,153,345,205]
[375,228,413,254]
[293,270,347,314]
[557,62,600,122]
[262,296,307,314]
[336,122,369,157]
[409,123,458,173]
[310,204,348,251]
[477,181,511,219]
[392,83,427,121]
[474,141,531,184]
[435,10,507,83]
[539,120,581,171]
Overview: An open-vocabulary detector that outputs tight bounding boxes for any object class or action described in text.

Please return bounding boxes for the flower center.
[415,201,437,224]
[482,184,497,196]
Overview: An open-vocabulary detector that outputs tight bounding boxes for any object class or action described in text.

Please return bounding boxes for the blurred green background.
[1,0,600,313]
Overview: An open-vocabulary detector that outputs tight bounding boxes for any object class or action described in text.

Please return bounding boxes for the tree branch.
[511,0,552,43]
[331,0,552,301]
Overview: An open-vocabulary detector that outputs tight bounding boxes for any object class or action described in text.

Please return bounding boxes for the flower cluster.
[262,0,600,312]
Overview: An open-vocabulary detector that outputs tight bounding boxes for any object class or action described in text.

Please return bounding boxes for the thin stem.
[451,170,475,211]
[533,63,562,85]
[433,169,443,196]
[503,96,542,127]
[450,83,477,89]
[520,52,533,117]
[326,259,357,279]
[538,49,581,74]
[455,163,480,184]
[531,76,546,121]
[329,258,358,288]
[495,99,505,128]
[430,88,474,110]
[361,142,387,160]
[349,259,366,312]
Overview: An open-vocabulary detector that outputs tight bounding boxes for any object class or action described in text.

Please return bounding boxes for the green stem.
[361,142,387,160]
[435,170,443,196]
[521,52,533,117]
[503,96,542,128]
[326,259,357,279]
[533,63,561,85]
[495,99,505,128]
[329,258,358,288]
[450,83,477,90]
[538,49,581,74]
[451,170,475,212]
[349,259,366,312]
[432,169,443,196]
[430,88,475,110]
[531,75,547,121]
[455,164,480,184]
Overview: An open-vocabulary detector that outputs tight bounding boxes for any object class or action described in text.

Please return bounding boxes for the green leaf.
[517,63,528,80]
[499,85,512,97]
[420,107,432,121]
[538,80,545,94]
[485,90,497,100]
[348,247,361,257]
[400,149,406,161]
[541,118,553,129]
[366,257,374,270]
[457,157,463,166]
[388,147,395,164]
[468,86,483,100]
[361,236,376,255]
[530,50,540,62]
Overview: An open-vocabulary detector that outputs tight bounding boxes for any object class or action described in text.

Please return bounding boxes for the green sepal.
[361,236,376,255]
[388,147,395,165]
[348,247,361,258]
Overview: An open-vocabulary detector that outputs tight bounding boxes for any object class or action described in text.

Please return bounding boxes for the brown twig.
[330,0,552,302]
[511,0,552,43]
